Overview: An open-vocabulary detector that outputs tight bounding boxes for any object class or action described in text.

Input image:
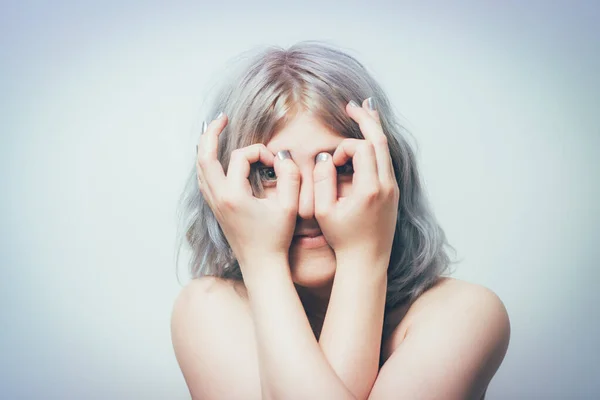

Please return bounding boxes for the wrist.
[239,252,291,288]
[333,252,389,289]
[334,250,391,270]
[238,251,288,270]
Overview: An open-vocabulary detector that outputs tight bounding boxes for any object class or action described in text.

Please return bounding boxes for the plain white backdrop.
[1,1,598,398]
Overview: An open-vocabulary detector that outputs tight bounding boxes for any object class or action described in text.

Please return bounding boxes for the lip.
[292,233,328,249]
[294,229,322,238]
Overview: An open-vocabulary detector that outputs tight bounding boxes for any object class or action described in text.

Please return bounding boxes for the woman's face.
[261,111,354,289]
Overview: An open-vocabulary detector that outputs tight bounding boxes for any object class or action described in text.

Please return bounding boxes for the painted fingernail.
[277,150,291,160]
[201,121,208,134]
[366,97,376,111]
[215,111,224,120]
[316,152,329,162]
[348,100,360,108]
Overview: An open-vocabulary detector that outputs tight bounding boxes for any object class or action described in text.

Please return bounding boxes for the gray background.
[1,0,598,398]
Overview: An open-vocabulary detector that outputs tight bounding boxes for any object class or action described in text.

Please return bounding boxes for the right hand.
[196,113,301,269]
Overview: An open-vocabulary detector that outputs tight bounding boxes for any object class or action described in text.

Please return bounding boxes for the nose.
[297,167,314,220]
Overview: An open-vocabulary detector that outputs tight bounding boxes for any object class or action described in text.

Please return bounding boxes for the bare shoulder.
[374,277,511,399]
[170,276,260,400]
[407,277,510,324]
[173,275,249,307]
[384,278,501,349]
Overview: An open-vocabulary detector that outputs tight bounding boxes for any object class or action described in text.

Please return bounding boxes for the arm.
[170,271,357,400]
[188,113,357,399]
[243,255,357,400]
[171,278,264,399]
[312,100,510,399]
[312,98,400,399]
[367,281,511,399]
[318,255,388,400]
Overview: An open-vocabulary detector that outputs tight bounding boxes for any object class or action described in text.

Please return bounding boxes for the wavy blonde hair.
[174,40,459,343]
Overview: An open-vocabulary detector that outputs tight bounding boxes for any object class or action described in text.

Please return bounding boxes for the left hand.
[313,98,400,265]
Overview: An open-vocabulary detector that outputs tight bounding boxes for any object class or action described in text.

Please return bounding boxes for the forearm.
[318,254,388,400]
[242,255,357,400]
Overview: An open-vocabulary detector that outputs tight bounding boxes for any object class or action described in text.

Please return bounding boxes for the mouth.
[295,232,322,238]
[292,232,328,249]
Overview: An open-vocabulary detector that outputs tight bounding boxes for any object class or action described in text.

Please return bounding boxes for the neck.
[294,282,333,339]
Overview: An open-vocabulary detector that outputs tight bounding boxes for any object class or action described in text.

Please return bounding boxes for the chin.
[288,245,336,289]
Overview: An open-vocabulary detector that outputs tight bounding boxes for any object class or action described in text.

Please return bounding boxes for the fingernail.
[348,100,360,108]
[215,111,224,120]
[201,121,208,134]
[316,152,329,162]
[366,97,376,111]
[277,150,291,160]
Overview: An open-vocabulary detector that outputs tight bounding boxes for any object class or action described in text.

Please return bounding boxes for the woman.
[171,41,510,399]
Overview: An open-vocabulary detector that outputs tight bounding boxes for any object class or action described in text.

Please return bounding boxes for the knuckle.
[363,186,380,202]
[375,135,388,146]
[313,173,330,184]
[280,203,297,218]
[279,161,300,177]
[230,148,243,159]
[359,140,374,153]
[313,165,332,184]
[254,143,268,151]
[288,172,302,185]
[197,156,210,169]
[247,143,262,153]
[385,184,399,199]
[338,138,356,149]
[350,138,363,147]
[217,193,240,210]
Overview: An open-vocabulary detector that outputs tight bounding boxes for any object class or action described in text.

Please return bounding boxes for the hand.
[196,113,301,269]
[313,99,400,264]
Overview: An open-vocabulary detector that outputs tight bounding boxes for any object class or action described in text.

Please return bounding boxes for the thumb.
[313,152,337,217]
[274,150,300,212]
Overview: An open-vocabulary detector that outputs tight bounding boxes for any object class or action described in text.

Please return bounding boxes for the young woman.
[171,41,510,400]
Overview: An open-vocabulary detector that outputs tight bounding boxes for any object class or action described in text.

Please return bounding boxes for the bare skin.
[172,100,511,399]
[172,275,508,399]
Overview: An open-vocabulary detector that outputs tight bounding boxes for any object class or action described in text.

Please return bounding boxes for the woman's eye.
[257,163,351,183]
[258,167,277,181]
[336,162,354,175]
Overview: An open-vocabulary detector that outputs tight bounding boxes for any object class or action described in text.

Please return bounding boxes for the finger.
[363,97,381,124]
[195,120,209,184]
[195,120,208,155]
[332,138,379,194]
[313,152,337,217]
[273,150,300,213]
[346,100,395,183]
[331,138,361,166]
[362,98,396,182]
[197,112,228,190]
[227,144,275,195]
[197,112,225,157]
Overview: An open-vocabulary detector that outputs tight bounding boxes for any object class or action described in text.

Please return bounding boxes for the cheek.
[260,186,278,198]
[337,178,353,197]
